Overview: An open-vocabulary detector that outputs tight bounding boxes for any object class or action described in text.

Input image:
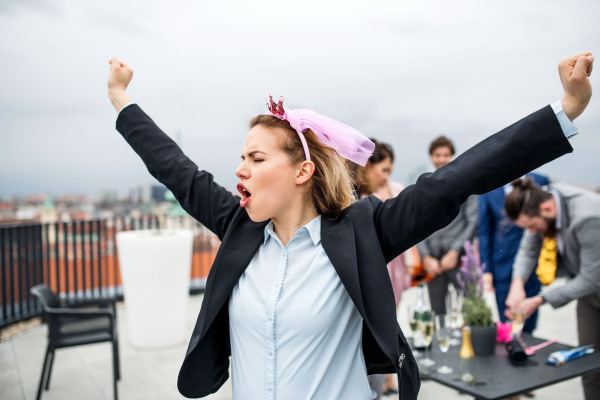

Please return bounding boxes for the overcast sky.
[1,0,599,198]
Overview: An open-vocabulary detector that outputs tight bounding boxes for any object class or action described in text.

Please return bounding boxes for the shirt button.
[398,353,405,369]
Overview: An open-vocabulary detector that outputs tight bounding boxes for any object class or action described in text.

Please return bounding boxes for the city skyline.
[1,0,599,197]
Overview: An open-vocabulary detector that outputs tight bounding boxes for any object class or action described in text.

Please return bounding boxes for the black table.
[418,334,600,400]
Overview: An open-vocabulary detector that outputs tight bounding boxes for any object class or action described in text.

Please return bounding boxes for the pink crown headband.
[265,95,374,166]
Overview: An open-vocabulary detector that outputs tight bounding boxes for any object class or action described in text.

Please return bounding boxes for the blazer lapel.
[322,214,401,363]
[556,189,572,269]
[321,216,367,318]
[558,190,571,231]
[199,216,267,337]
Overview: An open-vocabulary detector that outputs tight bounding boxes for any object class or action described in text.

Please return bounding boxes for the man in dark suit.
[505,181,600,400]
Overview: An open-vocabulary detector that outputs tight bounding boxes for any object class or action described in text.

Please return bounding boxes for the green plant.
[462,296,493,327]
[457,241,494,327]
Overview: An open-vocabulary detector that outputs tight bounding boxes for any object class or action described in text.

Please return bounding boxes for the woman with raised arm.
[106,53,592,400]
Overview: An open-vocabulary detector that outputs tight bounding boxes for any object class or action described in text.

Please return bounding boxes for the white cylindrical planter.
[116,229,193,348]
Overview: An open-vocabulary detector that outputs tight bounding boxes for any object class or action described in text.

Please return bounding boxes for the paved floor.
[0,279,586,399]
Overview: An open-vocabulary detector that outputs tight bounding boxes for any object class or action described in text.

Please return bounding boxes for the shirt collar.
[263,215,322,246]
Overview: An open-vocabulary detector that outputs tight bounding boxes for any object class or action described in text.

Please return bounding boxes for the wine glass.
[419,310,436,367]
[511,309,525,341]
[408,305,421,356]
[435,314,453,374]
[446,286,463,345]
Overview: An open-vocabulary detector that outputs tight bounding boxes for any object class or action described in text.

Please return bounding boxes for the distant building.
[0,200,14,222]
[99,190,119,204]
[40,196,57,224]
[151,185,168,202]
[129,184,168,204]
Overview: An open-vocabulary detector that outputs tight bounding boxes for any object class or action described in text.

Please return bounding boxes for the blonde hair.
[249,115,355,220]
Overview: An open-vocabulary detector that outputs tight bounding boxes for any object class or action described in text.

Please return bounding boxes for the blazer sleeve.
[448,195,478,252]
[511,230,542,281]
[416,236,432,258]
[116,105,239,240]
[373,105,572,263]
[544,218,600,308]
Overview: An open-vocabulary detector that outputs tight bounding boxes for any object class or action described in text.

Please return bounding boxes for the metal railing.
[0,216,166,329]
[1,215,220,330]
[1,223,44,327]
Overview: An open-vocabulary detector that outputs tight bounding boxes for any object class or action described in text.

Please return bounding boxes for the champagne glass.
[419,310,436,367]
[446,286,463,345]
[511,309,525,341]
[435,314,453,374]
[408,305,421,356]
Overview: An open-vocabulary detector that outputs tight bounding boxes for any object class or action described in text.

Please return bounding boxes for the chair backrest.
[30,284,61,310]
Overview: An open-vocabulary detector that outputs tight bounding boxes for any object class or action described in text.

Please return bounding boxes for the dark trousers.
[427,269,460,314]
[577,293,600,400]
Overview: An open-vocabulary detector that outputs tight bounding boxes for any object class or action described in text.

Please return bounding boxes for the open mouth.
[237,183,251,207]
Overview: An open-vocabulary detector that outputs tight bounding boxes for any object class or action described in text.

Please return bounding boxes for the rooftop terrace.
[1,281,585,399]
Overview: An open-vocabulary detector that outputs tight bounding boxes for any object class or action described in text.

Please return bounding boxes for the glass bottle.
[459,326,475,382]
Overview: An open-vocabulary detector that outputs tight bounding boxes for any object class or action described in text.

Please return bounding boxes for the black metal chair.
[30,284,120,400]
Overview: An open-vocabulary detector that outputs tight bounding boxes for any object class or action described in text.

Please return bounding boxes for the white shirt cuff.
[551,100,579,139]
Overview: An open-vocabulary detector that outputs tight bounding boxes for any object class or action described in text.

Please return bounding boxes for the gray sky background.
[1,0,599,198]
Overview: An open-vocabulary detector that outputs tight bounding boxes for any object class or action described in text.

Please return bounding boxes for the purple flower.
[456,272,468,297]
[457,240,485,299]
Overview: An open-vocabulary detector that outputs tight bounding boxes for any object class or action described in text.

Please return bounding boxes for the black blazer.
[116,104,572,400]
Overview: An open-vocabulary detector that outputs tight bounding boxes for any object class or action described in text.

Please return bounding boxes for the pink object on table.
[496,321,513,343]
[525,339,558,356]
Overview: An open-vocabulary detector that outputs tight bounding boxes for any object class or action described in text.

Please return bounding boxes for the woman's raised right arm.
[107,58,240,239]
[107,58,133,112]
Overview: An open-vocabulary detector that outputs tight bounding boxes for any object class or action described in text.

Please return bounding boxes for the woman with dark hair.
[353,139,395,197]
[106,52,592,400]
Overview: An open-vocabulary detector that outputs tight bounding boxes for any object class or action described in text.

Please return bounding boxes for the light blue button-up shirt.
[228,215,375,400]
